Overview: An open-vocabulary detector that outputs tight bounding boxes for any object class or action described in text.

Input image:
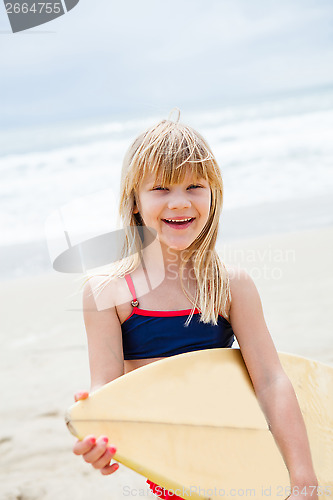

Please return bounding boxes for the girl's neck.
[138,237,197,304]
[141,237,192,280]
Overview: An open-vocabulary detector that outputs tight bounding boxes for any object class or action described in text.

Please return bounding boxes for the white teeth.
[164,218,193,222]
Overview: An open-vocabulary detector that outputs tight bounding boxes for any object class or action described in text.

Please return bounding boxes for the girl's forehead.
[141,168,207,186]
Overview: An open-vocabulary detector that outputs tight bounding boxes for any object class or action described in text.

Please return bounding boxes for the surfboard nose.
[65,410,79,438]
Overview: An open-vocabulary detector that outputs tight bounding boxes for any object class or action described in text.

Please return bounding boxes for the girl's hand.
[287,487,319,500]
[72,391,119,475]
[288,475,319,500]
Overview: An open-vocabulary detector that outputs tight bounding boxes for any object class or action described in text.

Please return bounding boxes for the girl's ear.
[133,195,139,214]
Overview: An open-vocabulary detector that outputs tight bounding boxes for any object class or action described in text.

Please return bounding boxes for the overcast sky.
[1,0,333,128]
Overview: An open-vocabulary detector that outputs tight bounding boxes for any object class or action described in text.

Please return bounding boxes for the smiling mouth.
[162,217,195,228]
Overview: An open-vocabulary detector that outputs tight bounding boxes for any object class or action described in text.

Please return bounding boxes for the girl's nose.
[167,191,191,210]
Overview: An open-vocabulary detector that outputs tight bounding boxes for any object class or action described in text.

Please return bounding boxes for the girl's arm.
[82,277,124,391]
[228,268,318,495]
[72,277,124,474]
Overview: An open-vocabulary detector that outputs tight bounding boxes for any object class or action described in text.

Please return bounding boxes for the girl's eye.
[152,184,202,191]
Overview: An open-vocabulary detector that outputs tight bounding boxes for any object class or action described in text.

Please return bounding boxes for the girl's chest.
[116,276,196,324]
[116,292,195,324]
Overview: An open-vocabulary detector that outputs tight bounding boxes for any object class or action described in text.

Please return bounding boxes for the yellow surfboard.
[65,349,333,500]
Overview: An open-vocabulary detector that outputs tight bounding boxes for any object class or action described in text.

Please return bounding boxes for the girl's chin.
[158,236,194,251]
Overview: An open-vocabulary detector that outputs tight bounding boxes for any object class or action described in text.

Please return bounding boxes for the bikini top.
[121,274,235,360]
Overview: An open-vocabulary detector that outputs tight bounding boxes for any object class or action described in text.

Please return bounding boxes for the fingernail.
[102,437,109,443]
[89,437,96,444]
[75,392,88,401]
[109,446,117,454]
[113,463,119,471]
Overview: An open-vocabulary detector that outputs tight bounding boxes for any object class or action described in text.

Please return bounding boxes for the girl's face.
[134,168,211,251]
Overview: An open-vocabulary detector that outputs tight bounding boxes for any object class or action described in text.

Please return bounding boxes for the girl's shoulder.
[225,265,264,318]
[225,265,257,295]
[225,264,250,282]
[82,274,131,313]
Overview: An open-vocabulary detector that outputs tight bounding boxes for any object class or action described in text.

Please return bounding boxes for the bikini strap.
[124,274,139,307]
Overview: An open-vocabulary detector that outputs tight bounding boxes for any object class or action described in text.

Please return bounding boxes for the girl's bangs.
[133,124,219,187]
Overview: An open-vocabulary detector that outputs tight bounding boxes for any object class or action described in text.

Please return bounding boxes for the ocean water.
[1,86,333,278]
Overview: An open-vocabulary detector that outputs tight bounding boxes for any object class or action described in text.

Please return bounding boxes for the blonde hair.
[91,116,231,324]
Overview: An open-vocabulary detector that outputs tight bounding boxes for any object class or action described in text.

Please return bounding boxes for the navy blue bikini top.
[121,274,235,360]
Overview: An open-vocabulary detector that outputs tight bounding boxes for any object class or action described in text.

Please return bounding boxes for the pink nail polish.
[109,446,117,454]
[113,463,119,471]
[102,437,109,443]
[89,437,96,444]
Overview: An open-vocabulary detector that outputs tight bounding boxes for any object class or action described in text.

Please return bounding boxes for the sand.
[0,226,332,500]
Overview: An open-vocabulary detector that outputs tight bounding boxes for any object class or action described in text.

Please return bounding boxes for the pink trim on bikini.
[123,274,201,323]
[131,307,200,317]
[122,307,201,325]
[123,274,227,324]
[124,274,138,303]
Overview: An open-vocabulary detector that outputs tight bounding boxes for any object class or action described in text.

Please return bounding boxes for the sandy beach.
[0,226,332,500]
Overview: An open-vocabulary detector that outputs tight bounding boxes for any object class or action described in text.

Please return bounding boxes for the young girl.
[72,117,318,499]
